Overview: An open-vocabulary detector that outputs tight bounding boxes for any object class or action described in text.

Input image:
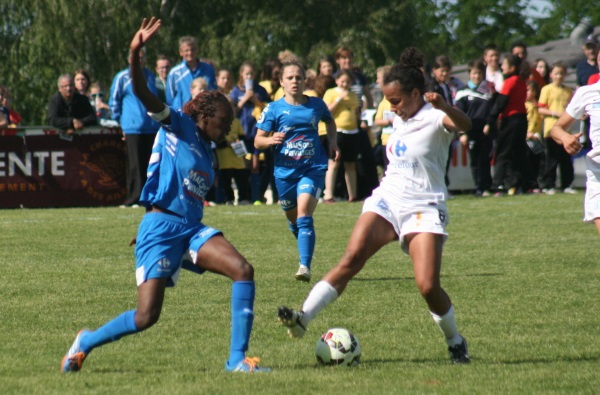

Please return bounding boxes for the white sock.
[301,281,338,324]
[430,305,463,347]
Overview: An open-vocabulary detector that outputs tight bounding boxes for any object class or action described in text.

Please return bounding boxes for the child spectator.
[90,82,118,127]
[373,66,393,171]
[323,69,361,202]
[524,81,544,193]
[538,62,576,194]
[191,77,208,99]
[455,59,495,196]
[217,101,251,205]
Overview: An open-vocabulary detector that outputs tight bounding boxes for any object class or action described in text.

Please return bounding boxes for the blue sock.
[250,173,261,202]
[288,220,299,239]
[227,281,255,368]
[297,216,315,269]
[80,310,138,354]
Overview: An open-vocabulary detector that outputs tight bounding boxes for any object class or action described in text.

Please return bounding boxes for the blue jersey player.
[255,61,340,282]
[61,17,270,374]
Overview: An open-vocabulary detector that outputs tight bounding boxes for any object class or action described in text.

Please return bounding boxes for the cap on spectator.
[584,34,597,45]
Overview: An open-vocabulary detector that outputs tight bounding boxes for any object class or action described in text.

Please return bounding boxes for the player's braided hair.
[183,90,231,122]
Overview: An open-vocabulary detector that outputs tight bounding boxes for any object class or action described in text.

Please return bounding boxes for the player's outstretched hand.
[130,17,162,52]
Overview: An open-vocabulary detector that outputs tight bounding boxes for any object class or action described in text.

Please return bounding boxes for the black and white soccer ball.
[315,328,361,366]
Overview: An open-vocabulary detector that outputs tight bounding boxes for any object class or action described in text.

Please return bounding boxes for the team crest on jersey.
[388,140,407,157]
[284,135,315,159]
[258,104,269,123]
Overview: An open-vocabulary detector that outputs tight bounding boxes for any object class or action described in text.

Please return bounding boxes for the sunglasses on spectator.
[91,93,104,98]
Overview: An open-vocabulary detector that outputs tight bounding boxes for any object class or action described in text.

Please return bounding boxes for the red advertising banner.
[0,127,126,208]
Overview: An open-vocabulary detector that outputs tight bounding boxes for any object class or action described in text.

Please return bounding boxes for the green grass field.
[1,193,599,394]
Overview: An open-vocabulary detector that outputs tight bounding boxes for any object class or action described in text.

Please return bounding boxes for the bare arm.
[424,92,472,132]
[550,112,582,155]
[325,119,340,161]
[254,129,284,150]
[129,18,165,115]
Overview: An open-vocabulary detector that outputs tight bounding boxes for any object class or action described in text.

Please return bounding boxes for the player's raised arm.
[129,17,165,114]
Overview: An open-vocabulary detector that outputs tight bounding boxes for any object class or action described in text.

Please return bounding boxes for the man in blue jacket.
[110,47,160,207]
[166,36,217,110]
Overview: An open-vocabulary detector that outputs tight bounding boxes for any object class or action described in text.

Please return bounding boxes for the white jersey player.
[277,56,473,364]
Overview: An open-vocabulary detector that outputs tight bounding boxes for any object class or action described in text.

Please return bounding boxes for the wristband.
[148,105,170,121]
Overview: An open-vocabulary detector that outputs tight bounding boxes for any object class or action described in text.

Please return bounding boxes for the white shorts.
[584,155,600,223]
[362,191,448,254]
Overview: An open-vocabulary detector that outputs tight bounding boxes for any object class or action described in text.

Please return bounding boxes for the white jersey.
[375,103,453,204]
[566,82,600,158]
[565,82,600,222]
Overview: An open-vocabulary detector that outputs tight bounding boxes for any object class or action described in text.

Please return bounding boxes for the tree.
[0,0,565,125]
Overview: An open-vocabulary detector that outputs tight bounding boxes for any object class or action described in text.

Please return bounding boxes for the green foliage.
[0,0,580,125]
[1,194,599,393]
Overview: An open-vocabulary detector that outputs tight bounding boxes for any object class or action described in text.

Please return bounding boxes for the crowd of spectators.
[4,32,599,206]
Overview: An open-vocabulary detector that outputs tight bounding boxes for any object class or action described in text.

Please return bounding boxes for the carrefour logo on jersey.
[284,135,315,159]
[388,140,407,157]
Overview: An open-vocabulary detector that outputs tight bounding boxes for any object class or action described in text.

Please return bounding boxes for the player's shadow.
[352,272,503,283]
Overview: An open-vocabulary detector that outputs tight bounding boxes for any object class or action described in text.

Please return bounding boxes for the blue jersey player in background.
[255,61,340,282]
[61,17,270,374]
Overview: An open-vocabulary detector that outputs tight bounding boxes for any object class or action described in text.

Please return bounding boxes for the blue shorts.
[134,212,221,287]
[276,169,325,211]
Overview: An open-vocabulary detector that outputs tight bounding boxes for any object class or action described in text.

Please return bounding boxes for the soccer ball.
[315,328,361,366]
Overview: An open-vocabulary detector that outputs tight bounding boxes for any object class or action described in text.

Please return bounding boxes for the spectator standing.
[334,46,373,110]
[47,74,97,134]
[487,54,529,196]
[259,58,282,101]
[0,89,10,127]
[538,62,576,195]
[155,54,171,102]
[109,47,160,207]
[74,69,92,98]
[373,66,394,170]
[317,56,336,77]
[524,80,544,193]
[0,86,21,126]
[534,58,551,86]
[427,55,454,105]
[511,42,546,89]
[90,82,118,127]
[576,36,598,87]
[484,44,504,92]
[230,61,271,204]
[455,59,495,196]
[217,69,233,95]
[166,36,217,110]
[217,102,250,205]
[323,70,361,202]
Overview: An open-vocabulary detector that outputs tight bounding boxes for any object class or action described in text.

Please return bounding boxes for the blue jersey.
[109,67,160,134]
[140,107,214,223]
[166,59,217,111]
[256,96,332,179]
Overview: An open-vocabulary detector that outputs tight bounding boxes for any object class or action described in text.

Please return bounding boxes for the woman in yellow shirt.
[322,70,360,202]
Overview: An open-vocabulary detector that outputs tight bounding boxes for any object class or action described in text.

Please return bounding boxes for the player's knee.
[339,248,366,274]
[231,258,254,281]
[135,309,161,330]
[415,279,439,299]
